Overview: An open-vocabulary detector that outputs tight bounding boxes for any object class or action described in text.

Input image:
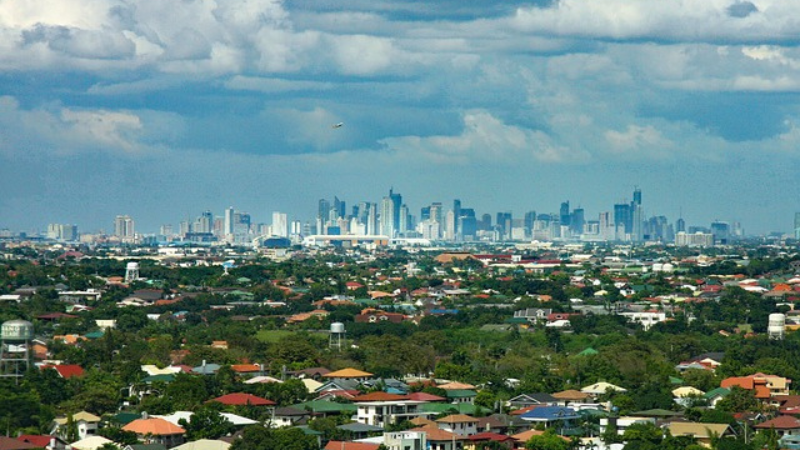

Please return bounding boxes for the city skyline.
[2,1,800,234]
[30,187,746,242]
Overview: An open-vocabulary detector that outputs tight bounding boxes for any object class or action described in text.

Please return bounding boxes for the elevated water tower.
[1,319,34,381]
[125,262,140,283]
[329,322,346,351]
[768,313,786,340]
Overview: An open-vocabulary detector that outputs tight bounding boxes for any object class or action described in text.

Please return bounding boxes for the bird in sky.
[331,122,344,129]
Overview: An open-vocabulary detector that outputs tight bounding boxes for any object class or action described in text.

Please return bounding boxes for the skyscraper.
[453,199,461,235]
[380,196,395,237]
[272,211,288,237]
[795,213,800,240]
[224,207,234,236]
[560,201,571,227]
[389,188,402,232]
[114,215,135,239]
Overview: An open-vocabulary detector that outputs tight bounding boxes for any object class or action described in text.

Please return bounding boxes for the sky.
[1,0,800,235]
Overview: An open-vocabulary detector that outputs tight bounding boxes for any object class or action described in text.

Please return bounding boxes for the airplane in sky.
[331,122,344,129]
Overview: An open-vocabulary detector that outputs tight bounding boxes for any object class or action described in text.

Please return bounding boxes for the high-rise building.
[676,217,686,234]
[420,206,431,222]
[272,212,288,237]
[318,199,331,221]
[710,221,730,244]
[366,203,378,236]
[380,196,395,237]
[224,207,234,236]
[571,208,585,235]
[389,188,402,232]
[613,203,631,238]
[399,204,409,235]
[429,203,443,225]
[795,213,800,240]
[453,199,461,234]
[114,215,135,239]
[496,212,512,240]
[194,210,213,234]
[560,201,571,227]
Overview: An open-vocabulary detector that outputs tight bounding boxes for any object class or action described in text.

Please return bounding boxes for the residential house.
[721,373,791,405]
[122,417,185,449]
[599,416,656,436]
[383,430,427,450]
[445,390,477,404]
[520,406,580,433]
[409,426,465,450]
[51,412,100,440]
[755,415,800,437]
[269,407,313,428]
[16,436,66,450]
[666,422,733,448]
[507,393,557,409]
[354,392,427,428]
[435,414,478,436]
[464,433,515,450]
[580,382,627,397]
[209,393,275,407]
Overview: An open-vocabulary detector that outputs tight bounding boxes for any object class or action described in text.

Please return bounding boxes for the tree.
[526,429,575,450]
[229,425,318,450]
[715,386,759,413]
[178,406,234,440]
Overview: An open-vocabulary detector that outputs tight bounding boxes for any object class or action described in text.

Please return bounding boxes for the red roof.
[755,415,800,430]
[0,437,41,450]
[210,393,275,406]
[41,364,84,379]
[16,436,51,448]
[468,432,515,442]
[353,392,409,402]
[406,392,446,402]
[323,442,379,450]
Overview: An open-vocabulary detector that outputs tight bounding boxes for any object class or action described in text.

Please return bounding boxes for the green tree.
[526,429,575,450]
[178,406,234,440]
[230,425,318,450]
[715,386,759,413]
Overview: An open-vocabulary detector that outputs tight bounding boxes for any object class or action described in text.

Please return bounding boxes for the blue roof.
[521,406,579,421]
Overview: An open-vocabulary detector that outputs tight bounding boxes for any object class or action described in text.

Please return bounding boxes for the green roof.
[110,412,142,426]
[704,387,730,399]
[294,426,323,436]
[84,330,105,339]
[630,409,682,417]
[669,376,684,385]
[291,400,357,414]
[141,374,176,383]
[504,317,529,324]
[445,389,477,398]
[577,347,598,356]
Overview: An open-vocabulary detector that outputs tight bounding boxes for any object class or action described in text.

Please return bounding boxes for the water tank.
[330,322,345,334]
[126,262,139,271]
[768,313,786,340]
[1,320,34,341]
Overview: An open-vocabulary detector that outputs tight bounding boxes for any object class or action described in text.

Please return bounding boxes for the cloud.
[510,0,800,44]
[0,96,172,157]
[605,125,672,157]
[224,75,334,93]
[378,110,588,164]
[727,1,758,18]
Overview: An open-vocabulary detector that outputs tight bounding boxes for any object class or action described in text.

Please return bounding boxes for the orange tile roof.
[211,393,275,406]
[552,389,591,401]
[436,414,478,424]
[123,418,185,436]
[323,368,373,378]
[231,364,261,373]
[410,426,464,442]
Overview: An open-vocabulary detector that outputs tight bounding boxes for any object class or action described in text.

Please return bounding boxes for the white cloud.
[0,96,169,157]
[605,125,672,157]
[379,110,589,164]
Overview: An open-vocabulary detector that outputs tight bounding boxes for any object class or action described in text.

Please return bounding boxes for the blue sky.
[1,0,799,234]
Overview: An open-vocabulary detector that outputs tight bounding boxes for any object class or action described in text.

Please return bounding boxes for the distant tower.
[329,322,346,351]
[125,262,140,283]
[1,320,34,383]
[768,313,786,340]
